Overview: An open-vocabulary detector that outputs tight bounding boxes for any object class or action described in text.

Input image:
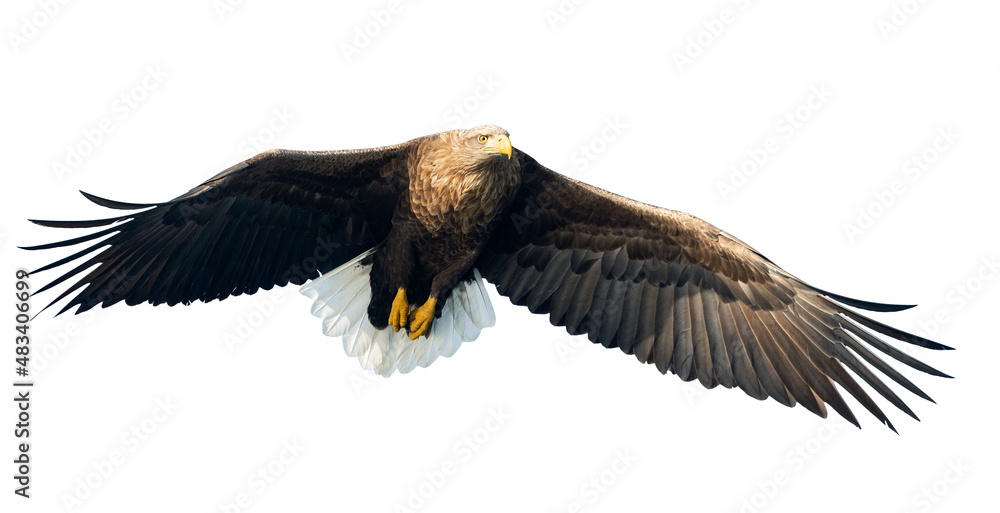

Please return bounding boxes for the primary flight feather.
[23,125,952,431]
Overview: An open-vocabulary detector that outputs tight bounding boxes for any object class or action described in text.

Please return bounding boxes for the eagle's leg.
[407,297,437,340]
[367,233,418,330]
[388,288,409,332]
[407,252,478,339]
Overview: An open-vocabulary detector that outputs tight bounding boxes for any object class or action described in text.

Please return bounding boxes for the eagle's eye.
[478,135,488,143]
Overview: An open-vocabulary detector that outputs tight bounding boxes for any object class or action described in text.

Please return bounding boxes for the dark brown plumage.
[368,126,520,337]
[23,124,951,431]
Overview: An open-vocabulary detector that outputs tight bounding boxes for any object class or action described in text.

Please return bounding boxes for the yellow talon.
[389,288,409,332]
[408,297,437,340]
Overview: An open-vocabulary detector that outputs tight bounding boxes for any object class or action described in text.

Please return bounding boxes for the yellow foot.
[388,288,409,332]
[408,297,437,340]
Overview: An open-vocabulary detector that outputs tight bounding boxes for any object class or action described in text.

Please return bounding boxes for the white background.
[2,1,998,512]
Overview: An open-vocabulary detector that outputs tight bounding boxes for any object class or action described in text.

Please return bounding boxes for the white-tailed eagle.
[24,125,952,431]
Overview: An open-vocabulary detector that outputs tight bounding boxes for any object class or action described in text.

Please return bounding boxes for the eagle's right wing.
[23,143,415,316]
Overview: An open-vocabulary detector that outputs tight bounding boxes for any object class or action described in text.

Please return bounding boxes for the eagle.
[24,125,951,431]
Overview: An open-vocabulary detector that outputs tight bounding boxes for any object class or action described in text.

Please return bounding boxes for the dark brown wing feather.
[478,151,952,431]
[23,144,414,316]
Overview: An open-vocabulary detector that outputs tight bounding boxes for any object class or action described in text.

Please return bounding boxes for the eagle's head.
[462,124,512,161]
[419,125,518,192]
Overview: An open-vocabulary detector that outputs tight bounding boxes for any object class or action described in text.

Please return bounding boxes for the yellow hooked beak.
[486,135,513,159]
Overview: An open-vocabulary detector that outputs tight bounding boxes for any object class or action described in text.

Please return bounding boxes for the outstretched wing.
[478,151,952,431]
[24,144,415,316]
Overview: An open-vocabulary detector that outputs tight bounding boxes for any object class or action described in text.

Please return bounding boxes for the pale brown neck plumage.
[407,132,520,234]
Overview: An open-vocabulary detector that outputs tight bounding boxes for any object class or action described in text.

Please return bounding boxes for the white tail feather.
[299,250,495,377]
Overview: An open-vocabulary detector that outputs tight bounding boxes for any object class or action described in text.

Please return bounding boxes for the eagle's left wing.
[477,151,951,431]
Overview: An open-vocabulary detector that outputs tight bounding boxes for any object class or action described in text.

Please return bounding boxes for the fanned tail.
[299,250,495,377]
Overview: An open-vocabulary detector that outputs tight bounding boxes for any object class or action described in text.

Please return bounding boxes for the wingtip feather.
[80,190,156,210]
[814,287,916,313]
[28,216,130,229]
